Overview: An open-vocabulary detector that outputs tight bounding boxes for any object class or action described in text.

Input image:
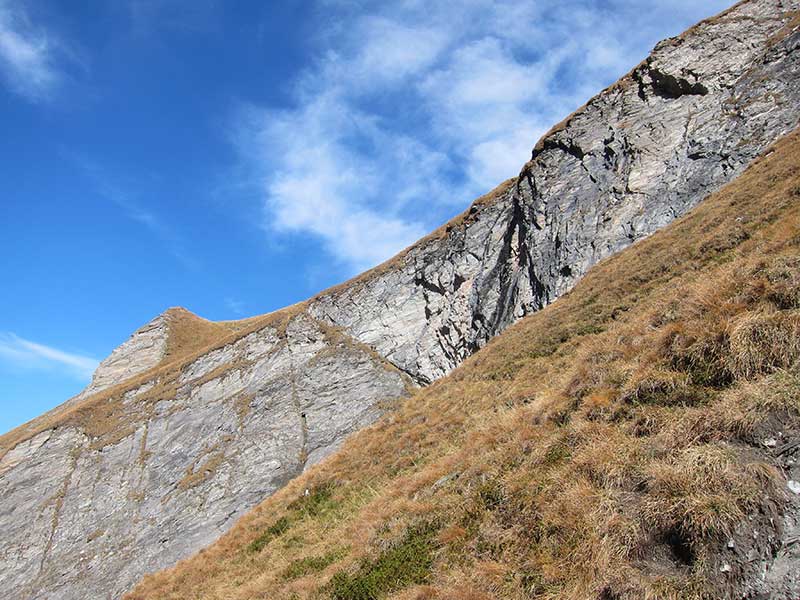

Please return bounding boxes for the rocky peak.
[80,312,171,399]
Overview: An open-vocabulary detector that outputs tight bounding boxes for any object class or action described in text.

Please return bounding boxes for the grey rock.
[310,0,800,386]
[80,313,169,400]
[0,314,408,600]
[736,432,800,600]
[1,1,800,599]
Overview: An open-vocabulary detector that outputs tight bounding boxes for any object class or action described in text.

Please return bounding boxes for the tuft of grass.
[728,309,800,379]
[620,368,711,407]
[327,523,438,600]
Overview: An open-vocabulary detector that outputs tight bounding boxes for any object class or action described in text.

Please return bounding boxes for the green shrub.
[282,549,347,581]
[328,523,438,599]
[247,517,291,553]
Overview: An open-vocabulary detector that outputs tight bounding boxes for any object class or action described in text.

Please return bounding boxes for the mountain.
[1,0,799,598]
[126,126,800,600]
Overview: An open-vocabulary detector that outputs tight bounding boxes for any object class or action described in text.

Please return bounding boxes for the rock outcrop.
[1,1,799,598]
[76,313,170,401]
[0,312,410,599]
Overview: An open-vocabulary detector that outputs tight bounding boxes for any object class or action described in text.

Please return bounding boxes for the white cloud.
[0,0,61,100]
[0,333,98,380]
[324,17,450,89]
[235,91,440,272]
[238,0,733,273]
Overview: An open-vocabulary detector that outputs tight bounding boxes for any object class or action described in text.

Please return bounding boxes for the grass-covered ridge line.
[126,130,800,600]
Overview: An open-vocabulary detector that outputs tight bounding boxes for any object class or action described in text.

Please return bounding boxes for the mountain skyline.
[1,0,729,433]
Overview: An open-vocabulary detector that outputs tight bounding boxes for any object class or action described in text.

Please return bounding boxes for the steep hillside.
[1,1,799,598]
[128,126,800,600]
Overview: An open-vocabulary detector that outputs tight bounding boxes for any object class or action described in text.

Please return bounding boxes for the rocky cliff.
[127,119,800,600]
[1,1,799,598]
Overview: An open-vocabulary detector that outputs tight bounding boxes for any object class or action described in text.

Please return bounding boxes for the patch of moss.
[544,441,571,465]
[574,323,605,336]
[476,480,505,510]
[248,483,341,554]
[247,516,291,553]
[328,523,438,600]
[282,548,348,581]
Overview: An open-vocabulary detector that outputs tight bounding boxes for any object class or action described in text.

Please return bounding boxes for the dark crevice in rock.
[413,275,446,296]
[533,137,586,162]
[434,324,459,369]
[650,68,709,98]
[634,67,648,101]
[471,188,548,353]
[633,63,709,100]
[520,219,548,312]
[603,144,617,167]
[523,172,545,231]
[468,206,519,349]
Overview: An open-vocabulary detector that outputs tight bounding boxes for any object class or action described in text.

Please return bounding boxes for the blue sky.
[0,0,732,434]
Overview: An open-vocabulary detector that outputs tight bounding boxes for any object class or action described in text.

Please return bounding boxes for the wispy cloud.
[72,156,201,271]
[224,296,246,317]
[0,333,98,380]
[126,0,219,36]
[235,0,731,274]
[0,0,62,100]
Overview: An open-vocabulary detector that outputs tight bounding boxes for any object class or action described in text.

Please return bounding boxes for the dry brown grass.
[161,307,239,362]
[124,128,800,600]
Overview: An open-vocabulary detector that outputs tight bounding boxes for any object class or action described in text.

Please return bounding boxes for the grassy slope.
[125,130,800,600]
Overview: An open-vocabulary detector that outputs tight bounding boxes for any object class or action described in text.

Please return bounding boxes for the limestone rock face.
[0,314,408,600]
[1,1,799,598]
[77,313,169,399]
[310,0,800,385]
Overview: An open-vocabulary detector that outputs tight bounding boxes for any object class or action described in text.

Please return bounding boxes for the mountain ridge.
[1,1,799,598]
[127,125,800,600]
